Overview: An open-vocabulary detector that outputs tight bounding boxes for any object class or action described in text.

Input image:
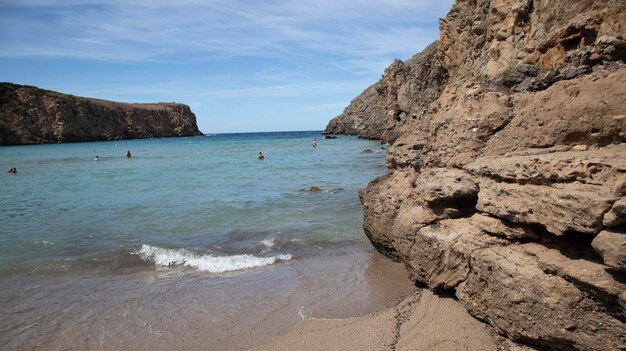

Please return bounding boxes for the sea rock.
[325,0,626,349]
[300,186,321,193]
[0,83,202,145]
[361,171,416,260]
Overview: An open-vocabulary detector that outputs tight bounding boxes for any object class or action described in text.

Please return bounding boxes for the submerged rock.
[300,186,321,193]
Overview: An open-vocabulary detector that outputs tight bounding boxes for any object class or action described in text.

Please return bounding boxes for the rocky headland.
[326,0,626,350]
[0,83,202,145]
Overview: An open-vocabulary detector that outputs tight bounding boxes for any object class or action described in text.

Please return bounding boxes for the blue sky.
[0,0,454,133]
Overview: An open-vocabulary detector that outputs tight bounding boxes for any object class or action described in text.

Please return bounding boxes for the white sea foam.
[261,237,275,248]
[138,244,291,273]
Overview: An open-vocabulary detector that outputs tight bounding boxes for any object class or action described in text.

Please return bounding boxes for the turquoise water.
[0,131,387,274]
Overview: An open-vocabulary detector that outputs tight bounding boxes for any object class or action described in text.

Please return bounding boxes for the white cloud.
[0,0,456,133]
[0,0,454,65]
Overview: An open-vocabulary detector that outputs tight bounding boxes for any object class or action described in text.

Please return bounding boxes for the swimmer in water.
[257,152,265,160]
[126,150,132,158]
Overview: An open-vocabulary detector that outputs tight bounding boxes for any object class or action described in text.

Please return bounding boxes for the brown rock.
[324,42,447,142]
[396,217,506,289]
[360,171,416,260]
[525,242,626,318]
[414,168,478,204]
[457,245,626,351]
[476,179,615,236]
[470,213,538,240]
[466,144,626,189]
[604,197,626,227]
[592,229,626,271]
[0,83,202,145]
[300,186,321,193]
[324,0,626,349]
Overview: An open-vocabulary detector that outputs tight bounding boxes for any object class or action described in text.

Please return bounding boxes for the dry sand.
[257,289,506,351]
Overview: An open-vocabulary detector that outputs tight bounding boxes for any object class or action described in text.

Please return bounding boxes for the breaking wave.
[261,237,275,248]
[138,244,292,273]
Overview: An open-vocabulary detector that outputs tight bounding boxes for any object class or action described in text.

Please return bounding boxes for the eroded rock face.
[0,83,202,145]
[329,0,626,349]
[324,42,448,143]
[457,244,626,351]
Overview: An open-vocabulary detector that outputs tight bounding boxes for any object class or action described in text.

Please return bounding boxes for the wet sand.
[1,250,415,350]
[257,289,503,351]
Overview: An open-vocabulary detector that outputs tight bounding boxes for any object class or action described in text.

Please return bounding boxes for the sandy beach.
[257,288,513,351]
[2,251,422,351]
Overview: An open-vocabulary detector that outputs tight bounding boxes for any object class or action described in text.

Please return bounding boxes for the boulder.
[604,197,626,227]
[592,229,626,271]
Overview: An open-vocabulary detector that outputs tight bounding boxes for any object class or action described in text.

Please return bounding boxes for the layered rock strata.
[328,0,626,350]
[0,83,202,145]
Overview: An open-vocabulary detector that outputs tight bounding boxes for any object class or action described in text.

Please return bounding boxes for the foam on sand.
[138,244,292,273]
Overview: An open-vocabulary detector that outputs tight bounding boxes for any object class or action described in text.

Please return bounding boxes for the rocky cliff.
[327,0,626,350]
[0,83,202,145]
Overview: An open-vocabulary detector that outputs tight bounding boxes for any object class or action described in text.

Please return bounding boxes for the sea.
[0,131,413,350]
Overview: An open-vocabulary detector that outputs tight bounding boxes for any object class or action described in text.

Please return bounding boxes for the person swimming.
[94,156,99,161]
[312,139,318,148]
[7,167,16,173]
[257,152,265,160]
[126,150,132,158]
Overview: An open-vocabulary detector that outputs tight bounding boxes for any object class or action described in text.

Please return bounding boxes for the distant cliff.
[0,83,202,145]
[327,0,626,350]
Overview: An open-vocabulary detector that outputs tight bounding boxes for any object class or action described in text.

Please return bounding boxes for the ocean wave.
[137,244,291,273]
[260,237,275,248]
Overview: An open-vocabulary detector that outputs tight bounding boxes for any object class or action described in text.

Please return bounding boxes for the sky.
[0,0,454,133]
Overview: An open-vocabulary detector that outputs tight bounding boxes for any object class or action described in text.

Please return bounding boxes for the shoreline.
[1,250,416,350]
[257,288,520,351]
